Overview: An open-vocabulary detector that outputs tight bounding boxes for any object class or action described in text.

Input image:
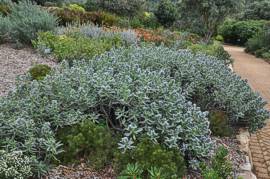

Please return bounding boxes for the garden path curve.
[224,45,270,179]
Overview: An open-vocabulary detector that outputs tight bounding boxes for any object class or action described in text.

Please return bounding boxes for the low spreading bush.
[28,64,52,80]
[114,138,186,178]
[188,42,233,65]
[3,0,58,44]
[218,19,266,45]
[33,31,123,61]
[0,150,32,179]
[0,46,268,176]
[57,119,118,169]
[246,22,270,61]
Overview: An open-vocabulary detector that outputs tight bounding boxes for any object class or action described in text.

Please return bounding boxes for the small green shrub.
[188,42,233,65]
[57,119,118,169]
[262,52,270,60]
[215,35,224,42]
[29,64,52,80]
[52,36,118,61]
[122,13,160,29]
[100,11,120,26]
[218,19,266,45]
[118,163,143,179]
[0,150,32,179]
[33,32,122,62]
[67,3,85,12]
[140,12,160,29]
[200,146,233,179]
[129,17,144,28]
[155,0,177,27]
[209,110,233,137]
[118,163,167,179]
[114,138,186,178]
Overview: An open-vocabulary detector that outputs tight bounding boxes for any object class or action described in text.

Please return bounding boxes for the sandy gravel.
[224,45,270,111]
[0,44,56,96]
[224,45,270,179]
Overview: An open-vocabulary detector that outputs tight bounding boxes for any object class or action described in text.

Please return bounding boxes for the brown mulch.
[0,44,56,96]
[44,165,116,179]
[215,137,246,171]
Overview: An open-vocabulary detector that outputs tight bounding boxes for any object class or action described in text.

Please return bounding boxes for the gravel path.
[224,45,270,179]
[0,44,56,96]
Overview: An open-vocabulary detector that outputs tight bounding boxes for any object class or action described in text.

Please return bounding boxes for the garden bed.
[0,44,56,96]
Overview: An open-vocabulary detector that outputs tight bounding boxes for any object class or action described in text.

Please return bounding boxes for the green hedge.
[218,19,266,45]
[246,22,270,61]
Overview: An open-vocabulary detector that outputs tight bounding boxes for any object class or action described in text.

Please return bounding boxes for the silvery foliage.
[0,150,32,179]
[129,46,267,131]
[56,23,138,45]
[0,46,213,169]
[0,45,268,173]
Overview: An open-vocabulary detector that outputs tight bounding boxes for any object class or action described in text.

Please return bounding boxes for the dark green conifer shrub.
[57,119,118,169]
[209,111,233,137]
[29,64,52,80]
[114,138,186,178]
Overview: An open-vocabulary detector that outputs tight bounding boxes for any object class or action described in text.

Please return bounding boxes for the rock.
[229,64,234,71]
[237,129,250,154]
[237,171,257,179]
[240,162,252,171]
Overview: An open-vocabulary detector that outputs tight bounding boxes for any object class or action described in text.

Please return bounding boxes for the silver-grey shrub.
[78,24,138,45]
[0,150,32,179]
[7,0,57,44]
[0,45,268,175]
[56,23,138,45]
[0,15,10,43]
[0,46,214,174]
